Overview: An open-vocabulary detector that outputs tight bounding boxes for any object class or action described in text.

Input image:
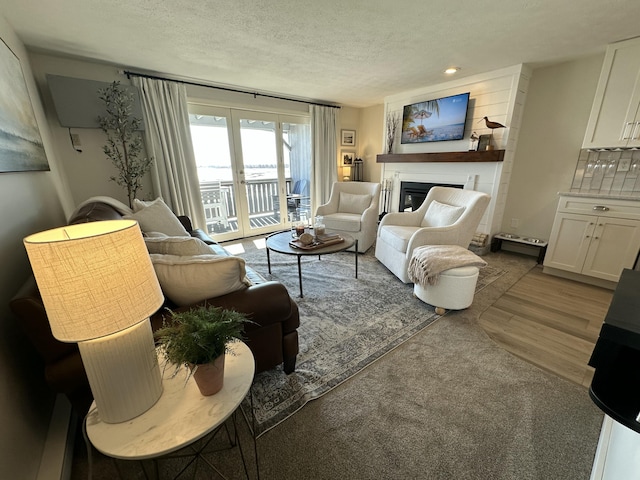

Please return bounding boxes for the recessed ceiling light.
[444,67,460,74]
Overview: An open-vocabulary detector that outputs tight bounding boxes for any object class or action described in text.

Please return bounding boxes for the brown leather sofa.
[10,200,299,415]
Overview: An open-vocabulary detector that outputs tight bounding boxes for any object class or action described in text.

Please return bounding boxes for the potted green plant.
[156,305,250,396]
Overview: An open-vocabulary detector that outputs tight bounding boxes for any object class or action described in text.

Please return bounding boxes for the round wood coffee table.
[265,231,358,297]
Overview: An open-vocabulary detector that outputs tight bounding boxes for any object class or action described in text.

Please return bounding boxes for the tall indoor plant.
[98,81,153,208]
[156,306,250,396]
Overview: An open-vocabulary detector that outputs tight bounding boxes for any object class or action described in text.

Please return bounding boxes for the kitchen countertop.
[559,191,640,201]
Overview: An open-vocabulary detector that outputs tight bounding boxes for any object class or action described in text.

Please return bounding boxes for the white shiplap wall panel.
[381,64,532,235]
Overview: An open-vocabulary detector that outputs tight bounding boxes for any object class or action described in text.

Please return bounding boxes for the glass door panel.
[189,105,311,241]
[233,112,283,235]
[189,108,243,242]
[281,119,312,222]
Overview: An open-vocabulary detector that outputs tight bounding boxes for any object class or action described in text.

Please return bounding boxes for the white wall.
[338,106,359,181]
[0,13,71,480]
[502,54,605,240]
[29,53,154,214]
[357,104,384,183]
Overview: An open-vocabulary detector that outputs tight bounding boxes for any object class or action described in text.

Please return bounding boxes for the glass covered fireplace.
[398,181,463,212]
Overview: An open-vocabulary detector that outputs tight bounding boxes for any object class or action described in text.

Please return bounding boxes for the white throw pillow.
[145,236,212,256]
[421,200,465,227]
[124,197,189,236]
[338,192,371,215]
[150,254,251,306]
[132,198,154,212]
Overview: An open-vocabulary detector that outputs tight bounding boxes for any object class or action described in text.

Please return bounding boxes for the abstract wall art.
[0,37,49,173]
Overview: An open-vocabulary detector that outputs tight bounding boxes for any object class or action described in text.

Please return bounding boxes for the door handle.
[592,205,610,212]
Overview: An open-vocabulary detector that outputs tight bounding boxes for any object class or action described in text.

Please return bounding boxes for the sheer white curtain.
[132,77,206,230]
[310,105,338,212]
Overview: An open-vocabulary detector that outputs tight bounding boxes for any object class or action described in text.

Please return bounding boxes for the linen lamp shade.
[23,220,164,342]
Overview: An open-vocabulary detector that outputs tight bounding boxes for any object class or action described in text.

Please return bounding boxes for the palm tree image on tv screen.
[401,92,470,144]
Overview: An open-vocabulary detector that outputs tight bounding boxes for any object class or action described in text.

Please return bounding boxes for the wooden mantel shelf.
[376,150,505,163]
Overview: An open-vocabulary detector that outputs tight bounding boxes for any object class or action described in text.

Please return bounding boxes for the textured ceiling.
[3,0,640,107]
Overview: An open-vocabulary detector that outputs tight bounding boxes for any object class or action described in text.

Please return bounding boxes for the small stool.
[413,265,480,315]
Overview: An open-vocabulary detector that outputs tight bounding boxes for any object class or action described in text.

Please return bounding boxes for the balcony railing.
[200,179,309,234]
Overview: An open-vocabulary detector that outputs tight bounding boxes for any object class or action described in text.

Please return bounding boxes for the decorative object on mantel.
[98,81,153,208]
[156,305,250,396]
[477,116,506,151]
[385,112,401,153]
[469,132,479,151]
[477,134,492,152]
[478,116,506,130]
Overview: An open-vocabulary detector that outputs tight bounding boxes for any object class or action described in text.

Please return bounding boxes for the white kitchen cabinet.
[583,36,640,149]
[544,196,640,282]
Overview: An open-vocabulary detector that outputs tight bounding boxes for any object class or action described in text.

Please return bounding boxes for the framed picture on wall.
[341,150,355,165]
[0,37,49,173]
[341,129,356,147]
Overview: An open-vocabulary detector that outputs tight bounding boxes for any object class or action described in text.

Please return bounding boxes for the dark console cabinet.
[589,268,640,434]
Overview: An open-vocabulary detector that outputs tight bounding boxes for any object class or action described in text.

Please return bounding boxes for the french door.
[189,106,311,242]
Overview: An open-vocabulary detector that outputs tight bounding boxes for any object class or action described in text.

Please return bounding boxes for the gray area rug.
[235,240,505,436]
[71,249,605,479]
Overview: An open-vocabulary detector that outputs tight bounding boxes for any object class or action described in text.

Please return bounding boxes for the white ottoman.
[413,265,480,315]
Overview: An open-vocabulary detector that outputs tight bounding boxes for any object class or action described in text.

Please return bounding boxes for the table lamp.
[343,166,351,182]
[24,219,164,423]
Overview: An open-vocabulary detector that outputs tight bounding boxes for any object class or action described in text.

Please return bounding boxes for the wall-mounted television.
[400,92,470,144]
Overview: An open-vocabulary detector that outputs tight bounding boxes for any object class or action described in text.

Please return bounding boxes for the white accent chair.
[316,182,381,253]
[375,187,490,283]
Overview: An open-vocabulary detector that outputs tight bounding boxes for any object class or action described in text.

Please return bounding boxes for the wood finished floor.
[478,265,614,388]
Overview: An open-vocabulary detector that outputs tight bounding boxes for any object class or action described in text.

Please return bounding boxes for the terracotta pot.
[192,354,225,396]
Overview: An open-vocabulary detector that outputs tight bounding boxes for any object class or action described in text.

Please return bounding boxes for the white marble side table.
[85,340,256,479]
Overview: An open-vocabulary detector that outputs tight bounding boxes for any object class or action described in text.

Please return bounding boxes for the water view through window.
[189,111,311,239]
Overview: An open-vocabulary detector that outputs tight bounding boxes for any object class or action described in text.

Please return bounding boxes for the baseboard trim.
[37,395,76,480]
[542,266,617,290]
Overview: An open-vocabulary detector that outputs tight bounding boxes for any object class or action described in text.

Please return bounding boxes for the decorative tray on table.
[289,233,344,250]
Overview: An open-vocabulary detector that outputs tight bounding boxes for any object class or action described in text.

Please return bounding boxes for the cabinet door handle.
[593,205,610,211]
[621,122,635,140]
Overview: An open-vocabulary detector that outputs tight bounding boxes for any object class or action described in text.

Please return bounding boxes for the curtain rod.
[123,70,341,109]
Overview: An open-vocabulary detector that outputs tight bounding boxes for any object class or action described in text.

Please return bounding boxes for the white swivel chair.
[375,187,490,283]
[316,182,381,253]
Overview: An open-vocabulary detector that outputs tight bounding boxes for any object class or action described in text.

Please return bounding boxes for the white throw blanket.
[408,245,487,286]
